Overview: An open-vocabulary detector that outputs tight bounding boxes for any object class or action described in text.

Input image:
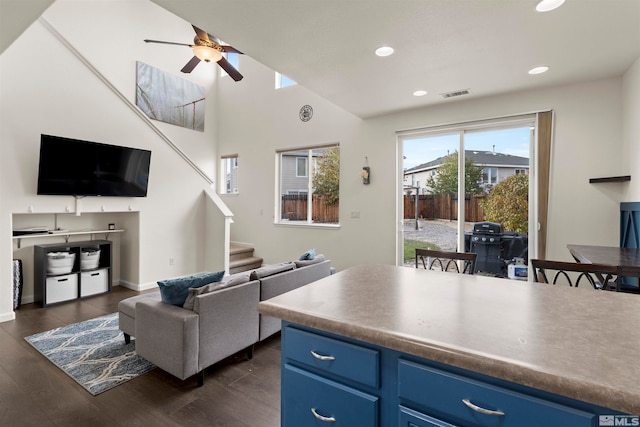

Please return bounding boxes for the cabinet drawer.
[399,406,456,427]
[398,359,596,427]
[284,326,380,388]
[283,364,379,427]
[46,274,78,304]
[80,268,108,297]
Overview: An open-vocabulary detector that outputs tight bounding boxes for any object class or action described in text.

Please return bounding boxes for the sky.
[403,127,532,169]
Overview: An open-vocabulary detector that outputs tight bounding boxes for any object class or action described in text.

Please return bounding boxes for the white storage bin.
[80,249,100,270]
[47,252,75,275]
[80,268,108,297]
[46,273,78,304]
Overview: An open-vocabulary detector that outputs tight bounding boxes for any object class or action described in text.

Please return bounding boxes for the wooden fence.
[404,194,486,222]
[281,194,339,224]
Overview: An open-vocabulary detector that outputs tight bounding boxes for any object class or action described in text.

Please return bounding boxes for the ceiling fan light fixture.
[536,0,565,12]
[193,45,222,62]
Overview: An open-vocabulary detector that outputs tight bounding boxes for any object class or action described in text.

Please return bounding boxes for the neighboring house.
[404,150,529,195]
[280,150,319,195]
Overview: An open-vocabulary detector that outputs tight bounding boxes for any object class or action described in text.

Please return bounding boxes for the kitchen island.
[258,264,640,426]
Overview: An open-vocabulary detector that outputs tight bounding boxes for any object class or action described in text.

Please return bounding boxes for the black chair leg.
[197,370,204,387]
[247,344,255,360]
[124,333,130,345]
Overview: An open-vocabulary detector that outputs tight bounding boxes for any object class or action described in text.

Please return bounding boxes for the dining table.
[567,244,640,292]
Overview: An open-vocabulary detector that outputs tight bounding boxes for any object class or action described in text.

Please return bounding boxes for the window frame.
[275,143,340,227]
[219,154,239,195]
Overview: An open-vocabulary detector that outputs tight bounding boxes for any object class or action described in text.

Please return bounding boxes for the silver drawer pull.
[311,408,336,422]
[310,350,335,361]
[462,398,505,416]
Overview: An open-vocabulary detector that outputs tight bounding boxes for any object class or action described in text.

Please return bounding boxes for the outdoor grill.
[469,222,505,274]
[465,221,529,276]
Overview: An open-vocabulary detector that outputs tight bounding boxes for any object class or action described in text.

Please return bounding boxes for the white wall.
[0,0,226,321]
[623,57,640,201]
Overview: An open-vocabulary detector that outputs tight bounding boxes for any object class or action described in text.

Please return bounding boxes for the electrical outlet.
[169,257,175,266]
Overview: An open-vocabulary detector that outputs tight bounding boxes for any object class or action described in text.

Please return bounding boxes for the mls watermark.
[599,415,640,426]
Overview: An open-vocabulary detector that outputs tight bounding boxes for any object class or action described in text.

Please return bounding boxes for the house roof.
[405,150,529,174]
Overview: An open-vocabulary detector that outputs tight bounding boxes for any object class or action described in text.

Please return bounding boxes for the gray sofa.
[117,257,332,385]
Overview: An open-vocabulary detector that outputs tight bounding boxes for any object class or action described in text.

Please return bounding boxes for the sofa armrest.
[193,280,260,370]
[135,300,199,380]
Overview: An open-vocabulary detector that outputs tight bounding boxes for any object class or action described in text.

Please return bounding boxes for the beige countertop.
[257,264,640,415]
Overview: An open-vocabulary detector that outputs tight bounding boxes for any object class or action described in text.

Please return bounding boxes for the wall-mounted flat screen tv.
[37,134,151,197]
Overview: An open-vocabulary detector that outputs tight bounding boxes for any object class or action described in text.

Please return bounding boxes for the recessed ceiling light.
[528,66,549,75]
[375,46,394,57]
[536,0,565,12]
[413,90,427,97]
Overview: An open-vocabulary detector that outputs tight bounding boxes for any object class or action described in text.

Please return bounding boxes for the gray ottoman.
[118,292,161,343]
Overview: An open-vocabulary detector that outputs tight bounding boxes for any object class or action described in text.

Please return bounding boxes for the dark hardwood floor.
[0,287,281,427]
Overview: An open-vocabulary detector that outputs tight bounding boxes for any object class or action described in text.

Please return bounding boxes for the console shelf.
[13,229,123,248]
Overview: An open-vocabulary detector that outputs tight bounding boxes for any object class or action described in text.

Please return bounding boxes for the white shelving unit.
[13,229,124,248]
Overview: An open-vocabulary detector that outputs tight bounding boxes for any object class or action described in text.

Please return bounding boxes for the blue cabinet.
[281,322,624,427]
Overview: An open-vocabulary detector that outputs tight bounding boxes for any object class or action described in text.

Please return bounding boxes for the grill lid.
[473,222,503,234]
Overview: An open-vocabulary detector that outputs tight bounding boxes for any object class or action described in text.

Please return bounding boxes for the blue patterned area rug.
[25,313,155,395]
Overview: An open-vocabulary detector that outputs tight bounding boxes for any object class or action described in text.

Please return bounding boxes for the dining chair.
[530,259,618,290]
[415,249,477,274]
[615,265,640,294]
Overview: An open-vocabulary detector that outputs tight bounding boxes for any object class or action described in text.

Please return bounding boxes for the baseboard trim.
[118,280,158,292]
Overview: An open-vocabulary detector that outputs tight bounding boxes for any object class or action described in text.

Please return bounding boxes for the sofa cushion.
[158,271,225,306]
[299,248,316,260]
[294,253,326,268]
[182,275,253,310]
[221,271,251,287]
[118,292,162,318]
[249,262,296,280]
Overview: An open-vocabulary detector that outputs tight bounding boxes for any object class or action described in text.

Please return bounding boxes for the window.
[220,52,239,78]
[277,144,339,225]
[515,169,528,175]
[275,72,297,89]
[220,154,238,194]
[296,157,308,177]
[482,167,498,185]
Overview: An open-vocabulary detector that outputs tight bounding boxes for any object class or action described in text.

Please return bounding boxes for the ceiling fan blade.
[181,56,201,73]
[220,45,243,55]
[192,25,210,42]
[144,39,192,48]
[217,57,243,81]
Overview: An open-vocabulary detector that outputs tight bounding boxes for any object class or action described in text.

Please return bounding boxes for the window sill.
[274,221,340,230]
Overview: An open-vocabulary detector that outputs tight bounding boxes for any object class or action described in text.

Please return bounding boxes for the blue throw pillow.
[157,270,225,306]
[299,248,316,260]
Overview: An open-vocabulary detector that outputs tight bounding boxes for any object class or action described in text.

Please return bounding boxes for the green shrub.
[481,173,528,234]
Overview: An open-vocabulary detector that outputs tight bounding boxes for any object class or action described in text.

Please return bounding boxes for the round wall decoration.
[299,105,313,122]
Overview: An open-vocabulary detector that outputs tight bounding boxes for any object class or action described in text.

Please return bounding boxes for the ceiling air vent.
[440,89,470,99]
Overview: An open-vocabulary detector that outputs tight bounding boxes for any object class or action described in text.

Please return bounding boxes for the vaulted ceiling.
[3,0,639,119]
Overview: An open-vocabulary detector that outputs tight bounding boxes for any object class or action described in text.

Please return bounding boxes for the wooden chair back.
[530,259,618,290]
[415,249,477,275]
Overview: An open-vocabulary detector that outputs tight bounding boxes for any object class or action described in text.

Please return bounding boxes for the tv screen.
[37,134,151,197]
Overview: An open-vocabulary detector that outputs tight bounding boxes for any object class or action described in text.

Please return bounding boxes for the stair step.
[229,256,263,274]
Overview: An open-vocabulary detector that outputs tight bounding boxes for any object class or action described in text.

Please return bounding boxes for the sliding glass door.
[399,115,536,278]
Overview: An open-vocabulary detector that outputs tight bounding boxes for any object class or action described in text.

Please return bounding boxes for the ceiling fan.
[144,25,244,81]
